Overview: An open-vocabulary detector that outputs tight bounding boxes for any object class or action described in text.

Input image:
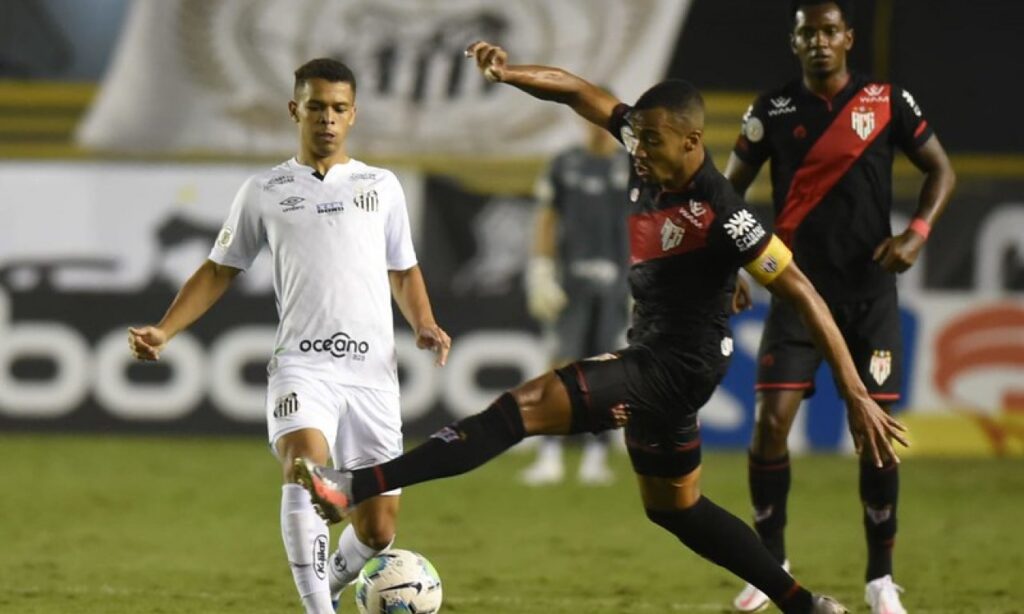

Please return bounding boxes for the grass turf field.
[1,434,1021,613]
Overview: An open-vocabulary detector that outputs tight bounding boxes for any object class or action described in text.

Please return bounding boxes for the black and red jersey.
[608,104,773,351]
[732,74,933,303]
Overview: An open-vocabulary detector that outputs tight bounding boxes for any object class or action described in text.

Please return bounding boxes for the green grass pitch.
[1,434,1021,613]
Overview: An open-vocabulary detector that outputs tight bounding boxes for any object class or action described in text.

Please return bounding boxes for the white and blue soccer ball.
[354,549,443,614]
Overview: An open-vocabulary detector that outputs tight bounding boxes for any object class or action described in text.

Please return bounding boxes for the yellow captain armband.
[743,234,793,285]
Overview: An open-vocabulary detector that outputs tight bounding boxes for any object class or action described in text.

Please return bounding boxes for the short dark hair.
[634,79,705,125]
[790,0,853,25]
[294,58,357,96]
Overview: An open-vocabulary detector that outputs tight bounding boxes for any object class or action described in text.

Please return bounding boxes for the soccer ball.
[354,549,443,614]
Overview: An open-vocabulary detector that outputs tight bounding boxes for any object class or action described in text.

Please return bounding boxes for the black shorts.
[756,289,903,402]
[554,338,729,478]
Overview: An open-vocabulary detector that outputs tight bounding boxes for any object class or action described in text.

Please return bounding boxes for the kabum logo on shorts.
[300,332,369,360]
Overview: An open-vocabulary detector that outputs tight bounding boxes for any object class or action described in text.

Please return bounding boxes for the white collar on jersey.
[286,157,358,181]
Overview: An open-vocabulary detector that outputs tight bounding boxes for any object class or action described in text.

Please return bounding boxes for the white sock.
[280,484,334,614]
[536,437,563,464]
[329,524,390,595]
[581,438,608,466]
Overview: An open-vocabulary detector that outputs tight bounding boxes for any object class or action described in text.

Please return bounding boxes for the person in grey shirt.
[521,116,631,486]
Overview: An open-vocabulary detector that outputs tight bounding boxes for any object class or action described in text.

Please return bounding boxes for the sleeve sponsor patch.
[216,226,234,248]
[743,234,792,285]
[723,210,766,251]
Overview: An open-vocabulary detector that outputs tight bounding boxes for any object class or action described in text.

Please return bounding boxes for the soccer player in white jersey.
[128,58,451,614]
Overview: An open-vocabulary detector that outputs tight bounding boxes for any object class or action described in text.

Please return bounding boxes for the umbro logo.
[273,392,299,418]
[279,196,305,212]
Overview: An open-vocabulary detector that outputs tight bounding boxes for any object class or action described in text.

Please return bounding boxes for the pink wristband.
[908,218,931,239]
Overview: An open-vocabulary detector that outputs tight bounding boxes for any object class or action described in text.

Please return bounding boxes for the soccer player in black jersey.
[724,2,956,612]
[293,40,911,614]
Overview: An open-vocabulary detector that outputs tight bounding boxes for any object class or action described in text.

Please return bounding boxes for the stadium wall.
[1,162,1021,456]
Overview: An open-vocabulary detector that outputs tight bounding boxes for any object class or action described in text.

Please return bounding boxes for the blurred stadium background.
[1,1,1022,612]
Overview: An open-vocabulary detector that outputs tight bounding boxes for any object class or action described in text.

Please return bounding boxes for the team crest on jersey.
[273,392,299,418]
[869,350,892,385]
[852,107,876,140]
[353,189,379,212]
[629,187,640,202]
[660,218,685,251]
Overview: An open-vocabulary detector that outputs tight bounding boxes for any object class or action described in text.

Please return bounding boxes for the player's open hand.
[845,392,909,467]
[873,230,925,273]
[128,325,168,361]
[464,41,508,82]
[416,324,452,367]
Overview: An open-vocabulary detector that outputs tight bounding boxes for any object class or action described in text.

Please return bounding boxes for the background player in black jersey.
[724,2,956,613]
[520,116,630,487]
[293,40,911,614]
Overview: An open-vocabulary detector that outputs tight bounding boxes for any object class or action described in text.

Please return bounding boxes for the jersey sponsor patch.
[216,225,234,247]
[744,116,765,142]
[315,201,345,215]
[743,234,792,285]
[263,175,295,190]
[724,210,766,251]
[767,96,796,117]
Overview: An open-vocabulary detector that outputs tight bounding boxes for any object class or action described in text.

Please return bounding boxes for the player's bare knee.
[510,372,570,435]
[752,416,790,457]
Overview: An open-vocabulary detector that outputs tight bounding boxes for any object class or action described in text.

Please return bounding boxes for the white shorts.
[267,366,403,495]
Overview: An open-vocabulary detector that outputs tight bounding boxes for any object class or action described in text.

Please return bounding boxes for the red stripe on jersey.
[629,201,715,264]
[776,84,893,245]
[913,119,929,138]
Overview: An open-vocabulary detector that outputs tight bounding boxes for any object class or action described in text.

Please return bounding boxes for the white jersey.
[209,157,417,392]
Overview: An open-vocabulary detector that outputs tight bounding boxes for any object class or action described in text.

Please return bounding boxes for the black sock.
[350,393,526,503]
[646,497,812,613]
[749,452,791,564]
[860,460,899,581]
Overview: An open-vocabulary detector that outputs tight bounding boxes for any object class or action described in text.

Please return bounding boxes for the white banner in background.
[77,0,693,156]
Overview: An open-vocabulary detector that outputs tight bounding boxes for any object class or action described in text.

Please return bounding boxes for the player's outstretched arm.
[389,265,451,366]
[761,260,908,466]
[465,41,620,130]
[128,259,240,361]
